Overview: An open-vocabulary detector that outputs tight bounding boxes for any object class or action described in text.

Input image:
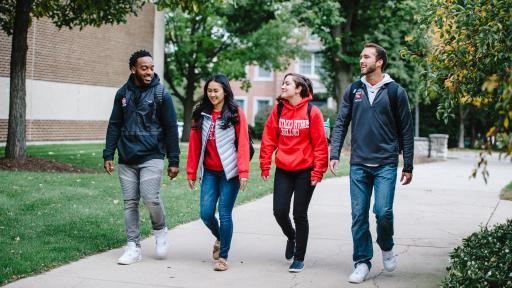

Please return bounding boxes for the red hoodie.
[187,107,250,181]
[260,96,328,182]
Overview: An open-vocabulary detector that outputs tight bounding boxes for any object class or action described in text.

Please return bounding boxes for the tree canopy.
[161,0,302,141]
[415,0,511,155]
[292,0,426,108]
[0,0,146,35]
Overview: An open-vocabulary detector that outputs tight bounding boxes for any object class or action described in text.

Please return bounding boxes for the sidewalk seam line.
[485,200,500,228]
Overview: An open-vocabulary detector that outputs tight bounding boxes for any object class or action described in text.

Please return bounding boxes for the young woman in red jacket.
[260,73,328,273]
[186,74,250,271]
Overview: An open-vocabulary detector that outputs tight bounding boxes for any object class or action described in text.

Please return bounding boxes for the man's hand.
[168,166,179,180]
[329,160,339,176]
[311,180,318,186]
[188,179,196,190]
[104,160,114,175]
[400,172,413,185]
[262,175,269,181]
[240,178,248,191]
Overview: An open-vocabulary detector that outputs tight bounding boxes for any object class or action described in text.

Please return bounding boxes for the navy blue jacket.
[103,74,180,167]
[330,81,414,172]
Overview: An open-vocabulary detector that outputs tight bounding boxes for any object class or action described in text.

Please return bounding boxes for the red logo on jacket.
[354,89,363,102]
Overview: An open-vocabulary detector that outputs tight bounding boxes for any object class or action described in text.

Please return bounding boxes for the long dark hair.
[192,74,239,129]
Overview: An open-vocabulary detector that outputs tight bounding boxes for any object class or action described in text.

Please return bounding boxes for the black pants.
[273,167,315,261]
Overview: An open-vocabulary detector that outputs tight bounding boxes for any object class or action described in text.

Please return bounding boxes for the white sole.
[117,256,142,265]
[288,269,303,273]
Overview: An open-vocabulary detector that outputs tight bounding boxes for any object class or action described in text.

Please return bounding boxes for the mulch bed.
[0,157,95,173]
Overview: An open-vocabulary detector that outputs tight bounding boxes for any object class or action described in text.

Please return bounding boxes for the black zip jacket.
[329,81,414,172]
[103,73,180,167]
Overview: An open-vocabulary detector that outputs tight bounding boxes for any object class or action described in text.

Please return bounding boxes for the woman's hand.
[188,179,196,190]
[240,178,248,191]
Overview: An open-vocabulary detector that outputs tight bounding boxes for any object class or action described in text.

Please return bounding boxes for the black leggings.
[273,167,315,261]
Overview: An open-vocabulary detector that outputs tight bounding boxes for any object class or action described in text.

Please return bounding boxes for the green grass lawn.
[0,143,349,284]
[500,181,512,201]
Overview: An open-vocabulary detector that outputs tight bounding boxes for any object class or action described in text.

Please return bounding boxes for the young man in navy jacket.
[103,50,180,265]
[329,43,414,283]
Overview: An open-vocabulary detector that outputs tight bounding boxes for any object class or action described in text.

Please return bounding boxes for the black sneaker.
[288,260,304,273]
[285,239,295,261]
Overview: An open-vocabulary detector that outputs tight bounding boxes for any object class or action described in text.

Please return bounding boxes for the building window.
[253,97,273,122]
[298,52,323,77]
[254,65,273,81]
[257,99,271,110]
[235,96,248,116]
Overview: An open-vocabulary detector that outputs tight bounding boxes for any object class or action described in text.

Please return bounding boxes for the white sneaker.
[154,227,168,259]
[348,263,369,284]
[117,242,141,265]
[382,249,397,272]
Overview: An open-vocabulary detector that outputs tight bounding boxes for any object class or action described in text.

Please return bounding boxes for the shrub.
[253,105,273,139]
[319,106,337,138]
[441,219,512,288]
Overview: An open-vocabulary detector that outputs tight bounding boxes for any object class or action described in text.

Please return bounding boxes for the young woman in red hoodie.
[186,74,250,271]
[260,73,329,273]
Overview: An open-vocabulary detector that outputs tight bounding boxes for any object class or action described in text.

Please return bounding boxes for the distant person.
[186,74,250,271]
[329,43,414,283]
[103,49,180,265]
[260,73,328,273]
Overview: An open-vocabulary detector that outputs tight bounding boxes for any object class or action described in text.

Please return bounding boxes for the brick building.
[0,4,164,142]
[0,9,331,143]
[232,37,332,125]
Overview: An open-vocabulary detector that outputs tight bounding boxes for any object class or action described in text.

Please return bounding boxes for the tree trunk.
[181,92,195,142]
[180,70,199,142]
[458,104,465,148]
[332,1,358,150]
[5,0,31,159]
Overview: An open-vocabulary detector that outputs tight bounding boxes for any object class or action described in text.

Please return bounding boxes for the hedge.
[441,219,512,288]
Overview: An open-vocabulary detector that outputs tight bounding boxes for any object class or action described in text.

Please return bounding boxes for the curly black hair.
[129,49,152,69]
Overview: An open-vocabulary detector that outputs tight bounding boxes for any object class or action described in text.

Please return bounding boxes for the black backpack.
[121,83,164,130]
[234,124,255,160]
[349,80,403,152]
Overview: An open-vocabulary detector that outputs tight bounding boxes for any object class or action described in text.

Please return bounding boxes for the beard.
[361,63,377,75]
[134,73,152,86]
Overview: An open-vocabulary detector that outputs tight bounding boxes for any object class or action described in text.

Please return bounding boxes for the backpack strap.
[385,82,402,152]
[349,80,364,106]
[277,101,284,120]
[155,83,164,104]
[150,83,165,128]
[278,101,312,120]
[119,84,129,105]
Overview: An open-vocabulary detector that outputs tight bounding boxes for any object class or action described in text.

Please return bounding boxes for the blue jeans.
[200,169,240,259]
[350,164,397,269]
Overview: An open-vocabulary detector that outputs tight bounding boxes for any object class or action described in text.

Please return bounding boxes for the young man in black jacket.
[329,43,414,283]
[103,50,180,265]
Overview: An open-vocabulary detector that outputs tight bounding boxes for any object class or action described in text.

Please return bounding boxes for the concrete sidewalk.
[5,151,512,288]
